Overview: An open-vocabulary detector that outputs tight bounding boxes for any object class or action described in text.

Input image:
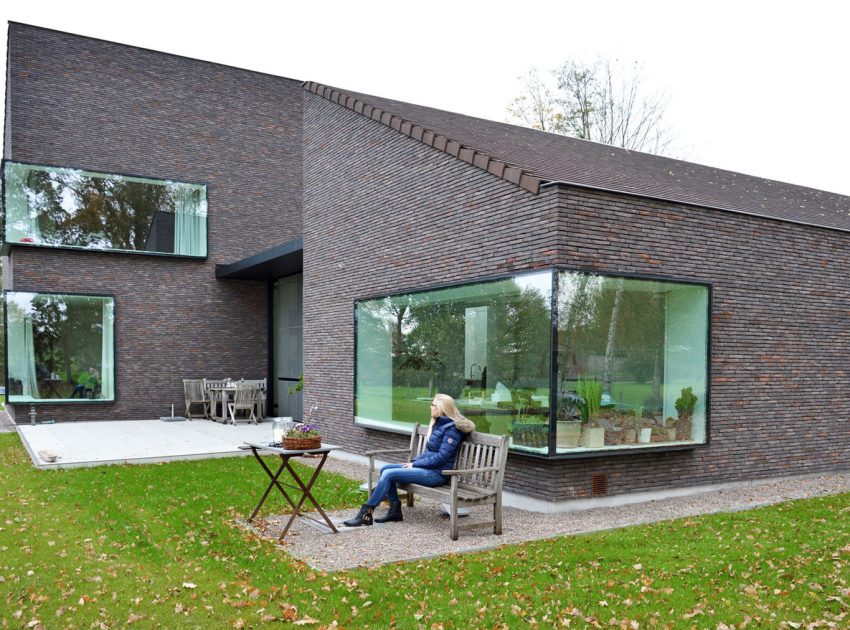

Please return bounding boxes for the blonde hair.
[432,393,468,423]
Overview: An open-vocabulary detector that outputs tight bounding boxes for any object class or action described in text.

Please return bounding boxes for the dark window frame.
[352,266,712,459]
[4,289,118,405]
[1,159,209,260]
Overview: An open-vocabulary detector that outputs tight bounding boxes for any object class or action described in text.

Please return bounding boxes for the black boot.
[374,499,403,523]
[343,503,374,527]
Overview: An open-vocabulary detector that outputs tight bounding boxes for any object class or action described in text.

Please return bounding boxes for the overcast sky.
[3,1,850,195]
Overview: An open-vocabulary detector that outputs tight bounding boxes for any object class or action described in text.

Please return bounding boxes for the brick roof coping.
[303,81,542,194]
[304,81,850,233]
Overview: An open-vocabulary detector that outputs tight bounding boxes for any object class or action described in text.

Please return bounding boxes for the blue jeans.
[366,463,446,507]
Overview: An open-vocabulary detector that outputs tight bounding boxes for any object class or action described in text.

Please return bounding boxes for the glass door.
[272,274,303,419]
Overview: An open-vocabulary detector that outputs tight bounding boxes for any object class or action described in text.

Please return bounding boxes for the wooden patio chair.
[182,379,209,420]
[242,378,267,420]
[228,383,259,425]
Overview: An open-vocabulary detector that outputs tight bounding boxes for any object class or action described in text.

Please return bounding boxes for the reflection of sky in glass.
[513,270,552,299]
[7,292,36,317]
[60,183,78,215]
[6,292,110,318]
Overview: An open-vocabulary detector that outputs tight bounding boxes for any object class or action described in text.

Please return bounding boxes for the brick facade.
[303,92,850,501]
[6,25,849,502]
[4,24,302,421]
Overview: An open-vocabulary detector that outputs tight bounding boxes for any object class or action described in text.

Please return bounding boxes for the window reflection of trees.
[31,296,103,385]
[7,294,107,399]
[360,279,551,399]
[558,273,669,409]
[28,170,176,250]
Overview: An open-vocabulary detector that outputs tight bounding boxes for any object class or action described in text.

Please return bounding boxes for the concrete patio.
[14,417,278,469]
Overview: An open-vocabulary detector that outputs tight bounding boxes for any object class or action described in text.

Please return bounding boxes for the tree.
[507,58,672,155]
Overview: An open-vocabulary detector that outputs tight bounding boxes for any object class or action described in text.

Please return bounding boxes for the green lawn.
[1,432,848,628]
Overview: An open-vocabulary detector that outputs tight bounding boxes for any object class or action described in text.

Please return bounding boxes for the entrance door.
[272,274,303,419]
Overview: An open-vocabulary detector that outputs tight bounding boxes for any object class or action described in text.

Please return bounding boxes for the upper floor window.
[3,161,207,257]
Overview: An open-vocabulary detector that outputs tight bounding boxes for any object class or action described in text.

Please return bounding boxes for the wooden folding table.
[243,442,340,540]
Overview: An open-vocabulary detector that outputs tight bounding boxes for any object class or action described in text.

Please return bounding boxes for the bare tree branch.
[507,58,673,155]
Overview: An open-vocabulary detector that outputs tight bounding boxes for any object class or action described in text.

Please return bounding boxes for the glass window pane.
[556,272,708,453]
[355,271,552,453]
[6,292,115,403]
[3,161,207,256]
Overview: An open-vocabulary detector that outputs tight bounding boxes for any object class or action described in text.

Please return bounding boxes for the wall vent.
[591,473,608,497]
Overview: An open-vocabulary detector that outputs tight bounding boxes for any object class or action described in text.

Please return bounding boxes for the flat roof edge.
[215,237,303,280]
[543,180,850,236]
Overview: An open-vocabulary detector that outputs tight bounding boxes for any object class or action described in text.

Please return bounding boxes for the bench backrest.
[408,423,509,493]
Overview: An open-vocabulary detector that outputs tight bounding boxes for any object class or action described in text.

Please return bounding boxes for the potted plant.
[623,405,643,444]
[283,422,322,450]
[576,376,604,448]
[622,414,638,444]
[665,416,678,441]
[675,386,697,441]
[556,401,582,449]
[510,389,547,447]
[638,419,653,444]
[510,420,547,448]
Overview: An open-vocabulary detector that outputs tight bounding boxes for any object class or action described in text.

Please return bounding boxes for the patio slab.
[17,419,276,469]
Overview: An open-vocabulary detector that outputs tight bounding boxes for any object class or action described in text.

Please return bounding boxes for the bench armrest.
[442,466,501,476]
[364,447,412,457]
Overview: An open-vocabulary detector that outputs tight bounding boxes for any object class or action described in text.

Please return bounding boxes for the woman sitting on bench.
[344,393,475,527]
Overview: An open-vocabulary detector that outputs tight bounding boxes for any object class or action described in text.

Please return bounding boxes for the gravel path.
[245,457,850,572]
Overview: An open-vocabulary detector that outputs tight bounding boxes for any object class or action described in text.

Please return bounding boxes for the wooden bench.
[366,423,510,540]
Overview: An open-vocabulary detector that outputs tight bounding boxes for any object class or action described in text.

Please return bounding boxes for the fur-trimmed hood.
[452,416,476,434]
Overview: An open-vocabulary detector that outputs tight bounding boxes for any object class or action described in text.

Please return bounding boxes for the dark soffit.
[215,237,303,280]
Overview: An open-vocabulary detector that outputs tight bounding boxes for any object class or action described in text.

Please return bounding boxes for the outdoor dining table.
[207,382,265,423]
[243,442,341,540]
[206,384,237,422]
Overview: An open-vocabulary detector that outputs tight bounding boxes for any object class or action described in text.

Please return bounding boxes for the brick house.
[4,23,849,505]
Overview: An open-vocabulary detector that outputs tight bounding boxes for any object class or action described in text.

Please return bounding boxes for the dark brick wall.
[4,24,303,420]
[303,92,850,501]
[302,92,562,486]
[8,25,849,500]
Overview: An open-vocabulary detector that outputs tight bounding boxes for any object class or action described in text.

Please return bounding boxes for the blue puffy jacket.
[412,415,476,473]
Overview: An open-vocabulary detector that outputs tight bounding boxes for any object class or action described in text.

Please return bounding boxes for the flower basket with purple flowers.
[283,423,322,450]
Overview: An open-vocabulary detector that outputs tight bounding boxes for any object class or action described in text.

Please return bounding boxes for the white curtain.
[100,300,115,399]
[174,185,205,255]
[5,163,42,244]
[8,305,40,400]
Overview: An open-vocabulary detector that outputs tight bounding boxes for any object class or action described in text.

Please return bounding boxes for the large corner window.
[355,271,552,454]
[355,269,709,457]
[3,161,207,257]
[556,272,708,454]
[5,292,115,403]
